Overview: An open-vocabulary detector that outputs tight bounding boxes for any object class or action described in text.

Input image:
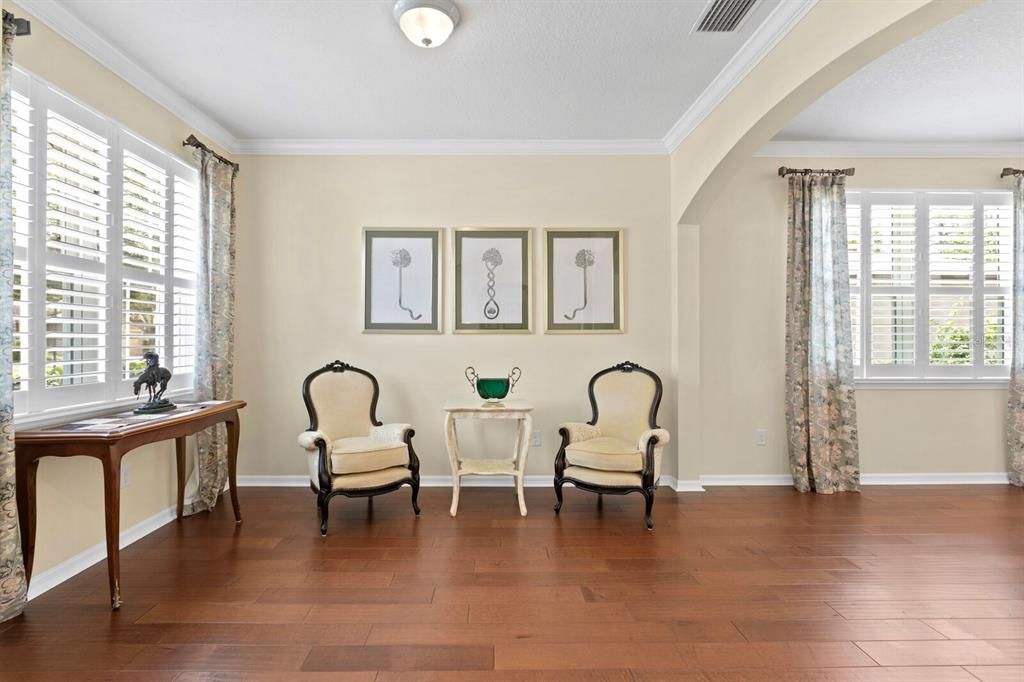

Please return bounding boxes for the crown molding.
[233,138,669,156]
[20,0,817,157]
[663,0,817,153]
[756,140,1024,158]
[16,0,241,153]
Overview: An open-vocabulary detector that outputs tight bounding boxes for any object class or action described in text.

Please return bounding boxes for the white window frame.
[850,188,1013,390]
[13,67,199,426]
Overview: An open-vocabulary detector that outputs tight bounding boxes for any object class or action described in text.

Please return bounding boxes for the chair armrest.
[298,430,332,455]
[559,422,601,444]
[370,422,413,444]
[638,428,670,450]
[638,428,670,488]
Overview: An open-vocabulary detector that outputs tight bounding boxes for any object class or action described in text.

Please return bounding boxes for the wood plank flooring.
[2,484,1022,681]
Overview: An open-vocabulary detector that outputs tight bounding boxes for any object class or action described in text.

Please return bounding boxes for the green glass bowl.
[475,378,511,401]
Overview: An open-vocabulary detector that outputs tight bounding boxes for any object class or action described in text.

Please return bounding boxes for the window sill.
[855,378,1009,391]
[14,387,195,430]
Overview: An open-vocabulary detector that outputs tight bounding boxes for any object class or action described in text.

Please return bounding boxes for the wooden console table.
[15,399,246,610]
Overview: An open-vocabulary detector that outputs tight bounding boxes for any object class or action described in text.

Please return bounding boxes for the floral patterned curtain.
[1,13,28,622]
[785,173,861,494]
[1007,174,1024,487]
[185,145,238,514]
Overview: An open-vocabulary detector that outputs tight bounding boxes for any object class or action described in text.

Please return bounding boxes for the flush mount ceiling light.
[393,0,460,48]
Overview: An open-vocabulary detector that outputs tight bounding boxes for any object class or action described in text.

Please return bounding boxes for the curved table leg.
[102,453,122,610]
[444,412,461,517]
[175,437,186,520]
[514,414,532,517]
[16,456,39,589]
[225,412,242,525]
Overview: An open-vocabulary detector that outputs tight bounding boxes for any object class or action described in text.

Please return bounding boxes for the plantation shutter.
[11,89,32,397]
[868,197,916,371]
[172,175,198,375]
[43,106,110,401]
[121,149,168,380]
[983,195,1014,367]
[850,189,1013,382]
[928,198,975,369]
[847,194,862,370]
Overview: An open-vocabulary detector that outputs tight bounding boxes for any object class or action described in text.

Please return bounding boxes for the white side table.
[443,401,533,517]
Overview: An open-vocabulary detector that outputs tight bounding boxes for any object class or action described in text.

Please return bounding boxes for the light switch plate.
[755,429,768,447]
[530,432,542,448]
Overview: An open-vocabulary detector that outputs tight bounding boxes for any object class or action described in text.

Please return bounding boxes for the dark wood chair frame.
[553,360,664,530]
[302,360,421,535]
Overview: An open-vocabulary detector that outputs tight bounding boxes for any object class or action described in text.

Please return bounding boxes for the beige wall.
[234,155,675,480]
[10,2,210,575]
[695,157,1014,476]
[6,0,1011,583]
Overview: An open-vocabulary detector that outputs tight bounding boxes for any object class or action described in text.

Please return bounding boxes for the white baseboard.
[236,475,309,487]
[701,474,793,486]
[238,472,1011,490]
[237,475,681,489]
[660,475,705,492]
[26,504,177,601]
[698,473,1011,486]
[861,472,1010,485]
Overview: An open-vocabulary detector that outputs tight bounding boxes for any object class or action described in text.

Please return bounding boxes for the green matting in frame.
[545,228,623,333]
[454,228,532,333]
[363,228,442,333]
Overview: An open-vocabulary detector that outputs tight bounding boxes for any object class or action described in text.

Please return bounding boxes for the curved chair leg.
[642,487,655,531]
[410,480,421,515]
[319,495,330,536]
[597,493,603,509]
[553,478,564,513]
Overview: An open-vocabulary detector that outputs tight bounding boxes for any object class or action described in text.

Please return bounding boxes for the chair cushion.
[563,466,641,488]
[565,436,643,472]
[332,466,412,490]
[331,437,408,474]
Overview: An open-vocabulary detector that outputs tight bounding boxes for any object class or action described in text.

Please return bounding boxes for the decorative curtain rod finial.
[2,10,31,35]
[778,166,855,178]
[1001,167,1023,178]
[183,134,239,172]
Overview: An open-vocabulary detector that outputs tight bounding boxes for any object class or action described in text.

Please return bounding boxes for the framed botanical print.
[545,228,623,333]
[363,228,442,333]
[454,228,531,333]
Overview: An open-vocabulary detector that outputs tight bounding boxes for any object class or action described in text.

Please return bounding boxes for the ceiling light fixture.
[393,0,460,49]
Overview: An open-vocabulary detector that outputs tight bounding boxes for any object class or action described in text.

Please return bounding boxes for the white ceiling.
[775,0,1024,144]
[45,0,783,143]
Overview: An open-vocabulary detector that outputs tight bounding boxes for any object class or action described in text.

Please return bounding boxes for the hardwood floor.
[2,484,1022,680]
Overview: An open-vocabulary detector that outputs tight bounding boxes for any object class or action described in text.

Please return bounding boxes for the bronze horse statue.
[133,352,173,410]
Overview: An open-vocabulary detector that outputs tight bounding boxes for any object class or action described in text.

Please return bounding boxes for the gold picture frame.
[453,227,532,334]
[544,228,624,334]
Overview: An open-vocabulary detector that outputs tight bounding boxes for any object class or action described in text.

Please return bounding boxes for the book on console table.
[34,400,231,435]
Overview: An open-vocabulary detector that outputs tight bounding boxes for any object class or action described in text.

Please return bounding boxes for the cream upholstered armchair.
[297,361,420,535]
[553,361,669,529]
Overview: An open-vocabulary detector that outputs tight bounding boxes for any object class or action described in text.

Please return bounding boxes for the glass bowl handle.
[508,367,522,393]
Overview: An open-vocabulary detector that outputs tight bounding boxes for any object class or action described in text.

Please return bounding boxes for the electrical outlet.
[530,432,542,448]
[755,429,768,447]
[121,462,132,489]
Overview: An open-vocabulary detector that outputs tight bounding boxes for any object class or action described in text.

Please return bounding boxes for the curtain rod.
[183,134,239,172]
[778,166,855,177]
[1001,167,1023,178]
[3,10,32,36]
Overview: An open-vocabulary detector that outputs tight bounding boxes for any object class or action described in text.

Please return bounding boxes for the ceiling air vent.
[694,0,758,32]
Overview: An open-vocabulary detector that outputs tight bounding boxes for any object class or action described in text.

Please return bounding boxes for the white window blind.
[172,176,199,375]
[847,190,1014,383]
[45,108,110,397]
[12,68,200,418]
[12,90,32,393]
